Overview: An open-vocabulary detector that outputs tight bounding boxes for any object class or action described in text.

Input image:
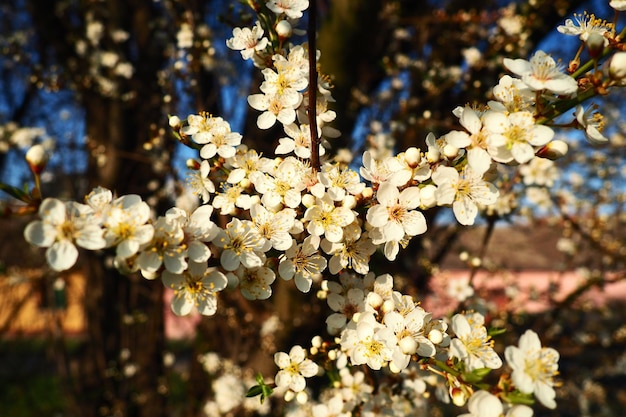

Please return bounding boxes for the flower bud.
[608,51,626,81]
[443,144,459,159]
[399,336,418,354]
[586,32,605,58]
[426,148,440,163]
[168,115,181,128]
[301,193,316,208]
[342,195,357,209]
[450,387,468,407]
[275,20,292,39]
[404,147,421,168]
[428,329,444,345]
[25,144,48,175]
[419,184,437,208]
[536,140,568,160]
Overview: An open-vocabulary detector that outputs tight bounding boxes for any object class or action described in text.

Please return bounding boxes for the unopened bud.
[343,195,357,209]
[536,140,568,160]
[168,115,181,128]
[443,144,459,159]
[420,184,437,208]
[367,292,383,309]
[426,148,440,163]
[608,51,626,80]
[399,336,418,354]
[404,147,421,168]
[275,20,292,39]
[428,329,444,345]
[25,144,48,174]
[586,32,605,58]
[186,158,201,169]
[450,387,468,407]
[301,193,316,208]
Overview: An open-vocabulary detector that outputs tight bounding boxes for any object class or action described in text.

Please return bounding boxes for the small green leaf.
[0,182,30,201]
[462,367,491,383]
[488,327,506,337]
[246,385,263,398]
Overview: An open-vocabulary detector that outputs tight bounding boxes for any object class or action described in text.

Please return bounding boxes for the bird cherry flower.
[304,193,355,243]
[321,221,376,275]
[449,312,503,372]
[24,198,106,271]
[135,216,188,278]
[228,264,275,300]
[162,261,228,316]
[483,110,555,164]
[503,50,578,96]
[433,165,499,226]
[214,218,266,272]
[366,182,427,242]
[266,0,310,19]
[505,329,560,409]
[274,345,319,393]
[226,22,269,61]
[278,236,327,293]
[103,194,154,260]
[340,312,395,370]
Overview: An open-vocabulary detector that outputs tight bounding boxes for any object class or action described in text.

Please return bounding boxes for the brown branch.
[308,0,319,172]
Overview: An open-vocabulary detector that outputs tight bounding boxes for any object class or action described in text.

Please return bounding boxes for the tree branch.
[308,0,319,172]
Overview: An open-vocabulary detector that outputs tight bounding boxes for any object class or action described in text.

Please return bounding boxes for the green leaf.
[488,327,506,337]
[246,385,263,398]
[0,182,30,201]
[462,367,491,383]
[246,373,274,404]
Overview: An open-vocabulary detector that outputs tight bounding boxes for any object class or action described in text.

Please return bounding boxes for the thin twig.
[307,0,319,172]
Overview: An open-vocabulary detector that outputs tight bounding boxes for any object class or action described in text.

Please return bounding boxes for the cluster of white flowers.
[23,1,626,416]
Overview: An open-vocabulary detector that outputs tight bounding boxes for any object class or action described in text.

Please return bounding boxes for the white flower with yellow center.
[274,345,319,393]
[503,50,578,95]
[252,157,305,210]
[214,218,266,271]
[321,222,376,275]
[136,216,187,277]
[450,312,502,372]
[226,148,273,185]
[226,22,268,60]
[186,160,215,203]
[278,236,327,293]
[250,203,295,251]
[162,261,228,316]
[575,104,609,145]
[103,195,154,259]
[557,12,613,44]
[228,264,275,300]
[366,182,426,242]
[340,313,395,370]
[24,198,106,271]
[275,122,325,159]
[304,194,355,243]
[165,205,219,263]
[433,165,499,226]
[483,111,554,164]
[318,164,365,202]
[505,330,559,409]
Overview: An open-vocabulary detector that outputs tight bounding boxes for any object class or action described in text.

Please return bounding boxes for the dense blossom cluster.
[18,1,626,416]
